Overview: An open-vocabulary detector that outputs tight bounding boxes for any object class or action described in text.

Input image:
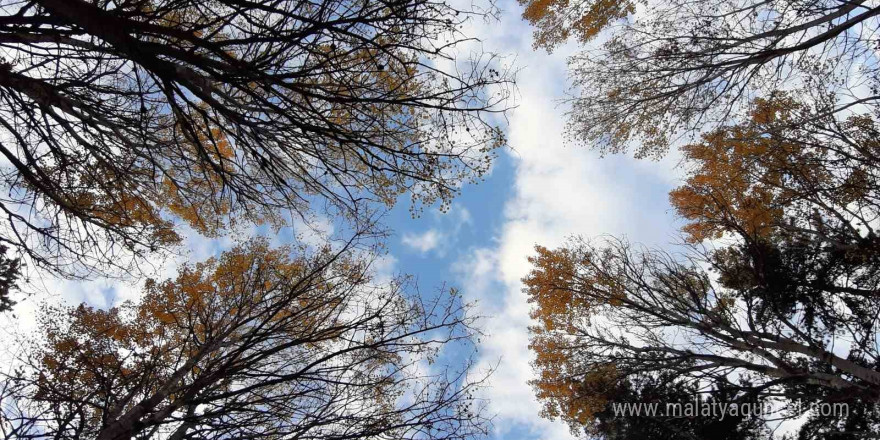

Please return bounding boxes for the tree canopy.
[519,0,880,157]
[521,0,880,436]
[2,238,487,440]
[0,244,20,312]
[0,0,513,281]
[526,94,880,438]
[0,1,509,438]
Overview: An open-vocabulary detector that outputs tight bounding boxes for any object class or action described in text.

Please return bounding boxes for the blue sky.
[377,1,686,437]
[4,1,687,439]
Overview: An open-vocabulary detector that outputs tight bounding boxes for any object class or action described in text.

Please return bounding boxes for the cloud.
[369,253,399,285]
[445,205,472,226]
[0,2,683,439]
[447,1,684,439]
[401,204,474,256]
[401,229,443,253]
[454,248,574,440]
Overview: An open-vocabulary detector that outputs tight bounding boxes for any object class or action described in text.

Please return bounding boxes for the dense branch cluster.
[516,0,880,437]
[520,0,880,157]
[2,239,488,440]
[0,0,512,280]
[526,95,880,438]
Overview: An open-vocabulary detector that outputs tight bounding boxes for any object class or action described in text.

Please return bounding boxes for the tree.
[518,0,633,50]
[0,0,513,280]
[1,238,488,440]
[0,244,20,312]
[518,0,880,157]
[589,374,766,440]
[525,95,880,438]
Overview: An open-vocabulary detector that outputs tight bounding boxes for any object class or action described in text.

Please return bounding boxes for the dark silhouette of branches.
[525,95,880,438]
[520,0,880,157]
[0,244,20,312]
[0,0,514,280]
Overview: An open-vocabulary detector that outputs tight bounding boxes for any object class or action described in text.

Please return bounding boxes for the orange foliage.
[520,0,634,50]
[532,357,619,427]
[524,243,630,431]
[524,245,625,330]
[44,120,249,253]
[524,246,581,331]
[669,93,826,242]
[524,93,880,435]
[34,239,341,429]
[160,126,236,236]
[56,160,182,247]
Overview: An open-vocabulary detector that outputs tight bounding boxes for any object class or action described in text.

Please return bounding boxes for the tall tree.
[0,244,20,312]
[587,374,766,440]
[1,238,487,440]
[525,95,880,438]
[0,0,513,280]
[518,0,880,157]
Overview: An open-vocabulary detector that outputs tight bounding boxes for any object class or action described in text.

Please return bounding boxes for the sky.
[2,1,687,439]
[379,1,686,438]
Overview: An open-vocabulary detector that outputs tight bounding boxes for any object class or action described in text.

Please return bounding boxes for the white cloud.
[0,2,683,439]
[435,205,472,227]
[449,1,684,438]
[369,253,398,285]
[401,228,443,253]
[401,204,474,256]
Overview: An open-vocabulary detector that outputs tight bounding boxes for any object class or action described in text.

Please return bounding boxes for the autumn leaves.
[0,1,509,439]
[3,0,880,439]
[523,0,880,438]
[24,240,459,440]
